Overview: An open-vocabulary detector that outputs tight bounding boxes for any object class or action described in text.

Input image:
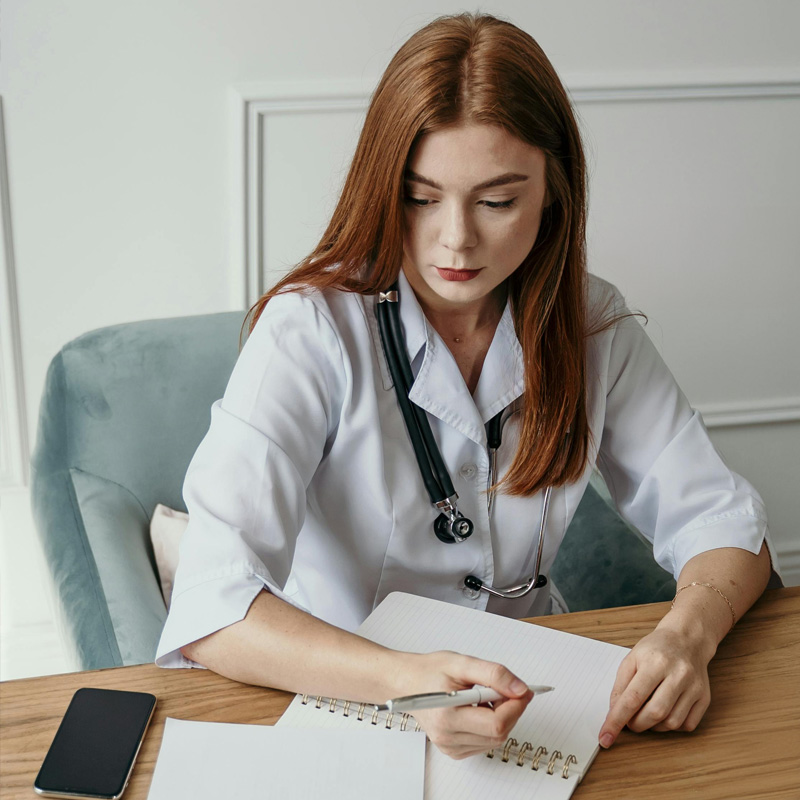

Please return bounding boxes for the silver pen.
[374,684,554,713]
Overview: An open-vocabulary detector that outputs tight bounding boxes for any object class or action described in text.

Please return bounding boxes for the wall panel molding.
[231,80,369,309]
[562,67,800,103]
[699,398,800,429]
[0,98,29,490]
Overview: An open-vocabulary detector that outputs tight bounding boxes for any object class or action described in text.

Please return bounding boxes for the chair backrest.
[551,474,675,612]
[31,310,674,671]
[31,312,244,670]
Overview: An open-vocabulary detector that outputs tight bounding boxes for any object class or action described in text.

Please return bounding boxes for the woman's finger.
[627,679,685,732]
[423,708,507,759]
[427,728,505,750]
[452,656,531,700]
[419,695,530,760]
[650,686,705,732]
[599,669,660,746]
[435,743,496,760]
[679,695,710,732]
[447,697,530,742]
[607,653,638,710]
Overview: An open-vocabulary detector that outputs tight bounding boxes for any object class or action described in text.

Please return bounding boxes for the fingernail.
[510,679,527,695]
[599,732,614,749]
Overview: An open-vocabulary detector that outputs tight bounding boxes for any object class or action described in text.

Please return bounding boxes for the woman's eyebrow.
[405,170,529,191]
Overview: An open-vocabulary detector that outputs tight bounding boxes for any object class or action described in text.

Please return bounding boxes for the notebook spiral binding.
[300,694,423,732]
[487,739,578,779]
[299,695,578,779]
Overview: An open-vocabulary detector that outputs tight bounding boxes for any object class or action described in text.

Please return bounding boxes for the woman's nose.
[438,204,478,252]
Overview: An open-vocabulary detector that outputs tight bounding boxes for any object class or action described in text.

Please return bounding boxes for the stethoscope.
[377,282,550,600]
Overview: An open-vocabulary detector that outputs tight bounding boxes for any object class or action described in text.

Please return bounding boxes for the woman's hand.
[598,544,773,748]
[598,616,715,748]
[395,651,534,760]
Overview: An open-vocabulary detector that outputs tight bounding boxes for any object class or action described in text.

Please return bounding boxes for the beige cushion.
[149,504,189,608]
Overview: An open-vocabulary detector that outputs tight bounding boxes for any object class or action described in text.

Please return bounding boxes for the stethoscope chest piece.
[434,513,474,543]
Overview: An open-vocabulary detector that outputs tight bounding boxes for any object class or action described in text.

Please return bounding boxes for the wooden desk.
[2,587,798,799]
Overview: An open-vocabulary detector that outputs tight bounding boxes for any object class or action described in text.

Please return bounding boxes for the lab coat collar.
[397,272,525,446]
[472,302,525,421]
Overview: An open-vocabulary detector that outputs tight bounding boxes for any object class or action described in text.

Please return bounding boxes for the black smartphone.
[34,687,157,799]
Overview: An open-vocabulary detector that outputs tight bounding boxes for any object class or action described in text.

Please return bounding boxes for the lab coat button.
[462,586,481,600]
[459,463,478,480]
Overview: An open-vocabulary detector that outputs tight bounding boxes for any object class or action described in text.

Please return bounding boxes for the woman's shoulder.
[249,283,369,341]
[228,286,369,416]
[586,273,626,317]
[584,273,651,373]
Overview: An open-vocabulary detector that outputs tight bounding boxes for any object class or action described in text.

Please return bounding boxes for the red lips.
[435,268,481,282]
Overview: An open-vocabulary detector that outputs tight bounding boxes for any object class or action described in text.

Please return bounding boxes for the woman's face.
[402,123,549,317]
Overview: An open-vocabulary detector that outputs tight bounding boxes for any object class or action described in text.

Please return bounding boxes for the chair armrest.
[31,466,167,670]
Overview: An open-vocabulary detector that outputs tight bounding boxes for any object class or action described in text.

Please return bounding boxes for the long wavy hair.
[247,12,606,496]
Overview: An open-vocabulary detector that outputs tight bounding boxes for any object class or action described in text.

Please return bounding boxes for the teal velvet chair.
[31,313,244,671]
[551,476,675,612]
[31,313,674,671]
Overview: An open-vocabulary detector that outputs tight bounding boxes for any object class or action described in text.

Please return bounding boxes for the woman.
[156,13,777,759]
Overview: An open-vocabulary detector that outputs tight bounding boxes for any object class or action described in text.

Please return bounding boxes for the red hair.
[247,13,606,496]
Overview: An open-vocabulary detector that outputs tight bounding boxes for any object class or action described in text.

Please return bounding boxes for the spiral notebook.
[277,592,630,800]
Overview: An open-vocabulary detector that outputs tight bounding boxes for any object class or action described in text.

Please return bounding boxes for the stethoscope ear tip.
[464,574,483,591]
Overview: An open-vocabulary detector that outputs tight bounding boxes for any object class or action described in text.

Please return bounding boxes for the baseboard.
[776,546,800,588]
[0,621,72,681]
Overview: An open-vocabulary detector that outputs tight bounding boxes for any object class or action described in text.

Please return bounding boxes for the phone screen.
[35,688,157,799]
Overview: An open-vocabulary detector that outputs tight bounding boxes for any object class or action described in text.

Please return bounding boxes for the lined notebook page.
[277,592,629,800]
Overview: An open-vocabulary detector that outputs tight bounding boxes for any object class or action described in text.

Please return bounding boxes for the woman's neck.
[412,283,507,347]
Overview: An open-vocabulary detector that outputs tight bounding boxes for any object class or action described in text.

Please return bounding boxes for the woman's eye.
[404,196,516,209]
[482,198,516,210]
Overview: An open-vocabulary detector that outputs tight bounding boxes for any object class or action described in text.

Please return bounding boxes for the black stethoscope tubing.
[377,286,475,543]
[377,281,549,598]
[377,287,455,504]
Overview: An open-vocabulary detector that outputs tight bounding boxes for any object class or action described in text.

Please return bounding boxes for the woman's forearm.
[180,589,536,760]
[657,541,772,652]
[181,589,410,702]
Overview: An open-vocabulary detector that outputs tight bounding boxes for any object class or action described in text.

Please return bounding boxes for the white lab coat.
[155,272,775,668]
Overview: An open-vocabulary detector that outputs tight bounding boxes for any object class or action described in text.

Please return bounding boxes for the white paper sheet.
[147,717,426,800]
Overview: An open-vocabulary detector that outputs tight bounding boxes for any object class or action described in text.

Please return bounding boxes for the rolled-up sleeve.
[595,302,780,582]
[155,292,345,668]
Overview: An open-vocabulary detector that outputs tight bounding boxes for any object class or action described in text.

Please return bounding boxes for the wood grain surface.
[1,587,798,799]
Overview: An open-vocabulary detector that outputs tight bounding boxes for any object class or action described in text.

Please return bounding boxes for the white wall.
[1,0,798,677]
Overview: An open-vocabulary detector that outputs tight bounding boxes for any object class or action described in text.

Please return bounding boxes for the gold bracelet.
[671,581,736,631]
